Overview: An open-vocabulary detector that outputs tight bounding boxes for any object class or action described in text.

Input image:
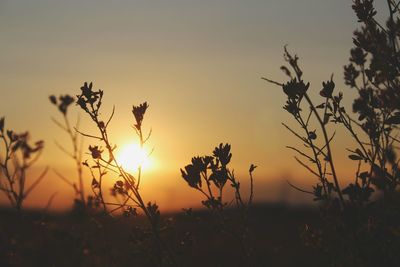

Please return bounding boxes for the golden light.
[116,143,152,173]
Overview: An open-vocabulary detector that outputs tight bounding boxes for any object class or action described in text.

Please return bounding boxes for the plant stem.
[303,93,345,207]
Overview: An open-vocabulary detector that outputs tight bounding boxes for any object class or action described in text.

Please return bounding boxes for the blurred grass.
[0,203,326,267]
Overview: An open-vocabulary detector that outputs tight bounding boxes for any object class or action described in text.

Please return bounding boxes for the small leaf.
[0,117,4,133]
[349,154,363,160]
[387,115,400,125]
[355,148,364,158]
[7,130,13,140]
[323,113,332,125]
[91,178,99,188]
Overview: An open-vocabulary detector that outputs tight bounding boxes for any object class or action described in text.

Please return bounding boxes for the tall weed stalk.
[74,82,176,266]
[263,0,400,265]
[49,94,87,211]
[180,143,256,265]
[0,117,48,211]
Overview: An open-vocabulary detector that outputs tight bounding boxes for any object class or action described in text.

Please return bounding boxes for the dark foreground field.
[0,204,329,267]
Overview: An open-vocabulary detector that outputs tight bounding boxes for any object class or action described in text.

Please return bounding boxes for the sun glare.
[116,143,152,173]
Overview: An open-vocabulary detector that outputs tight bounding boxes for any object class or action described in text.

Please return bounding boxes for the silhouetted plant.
[181,143,256,264]
[75,82,176,266]
[0,117,48,211]
[49,94,88,211]
[263,47,345,209]
[263,0,400,265]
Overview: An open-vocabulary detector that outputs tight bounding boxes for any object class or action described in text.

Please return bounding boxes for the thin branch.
[294,156,320,178]
[53,169,75,188]
[248,171,254,206]
[286,180,314,195]
[105,105,115,129]
[51,117,68,131]
[282,123,307,143]
[261,77,283,86]
[24,167,49,198]
[54,141,75,159]
[75,128,103,140]
[144,128,153,144]
[43,192,58,212]
[316,131,336,157]
[286,146,314,162]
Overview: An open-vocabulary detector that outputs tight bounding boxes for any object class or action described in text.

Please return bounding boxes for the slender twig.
[286,180,314,195]
[24,167,49,198]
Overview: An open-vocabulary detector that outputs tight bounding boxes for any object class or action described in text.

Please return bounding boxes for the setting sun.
[116,143,152,173]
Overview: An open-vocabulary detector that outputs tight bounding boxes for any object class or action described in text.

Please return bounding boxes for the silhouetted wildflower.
[88,145,103,159]
[132,102,149,130]
[352,0,376,22]
[213,143,232,167]
[181,164,202,189]
[49,95,57,105]
[344,64,359,87]
[58,95,74,114]
[209,169,228,189]
[76,82,104,115]
[0,117,47,210]
[249,164,257,173]
[350,47,367,65]
[320,79,335,98]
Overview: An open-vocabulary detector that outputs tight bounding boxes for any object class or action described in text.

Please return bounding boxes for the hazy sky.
[0,0,389,211]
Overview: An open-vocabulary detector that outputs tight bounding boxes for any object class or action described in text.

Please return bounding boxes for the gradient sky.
[0,0,390,211]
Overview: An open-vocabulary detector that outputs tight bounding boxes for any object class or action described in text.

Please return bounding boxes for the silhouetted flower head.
[283,99,301,116]
[377,87,400,110]
[344,64,359,88]
[147,202,160,225]
[350,47,367,66]
[342,183,374,203]
[181,164,202,189]
[209,169,228,189]
[320,79,335,98]
[9,132,44,159]
[213,143,232,167]
[352,88,376,121]
[123,206,137,218]
[50,94,75,114]
[49,95,57,105]
[352,0,376,22]
[282,79,309,99]
[88,145,103,159]
[308,130,317,140]
[113,180,126,195]
[191,156,208,173]
[76,82,104,114]
[313,184,324,201]
[249,164,257,173]
[132,102,149,130]
[59,95,74,114]
[81,82,93,99]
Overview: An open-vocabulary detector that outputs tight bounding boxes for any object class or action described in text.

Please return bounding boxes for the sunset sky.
[0,0,390,211]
